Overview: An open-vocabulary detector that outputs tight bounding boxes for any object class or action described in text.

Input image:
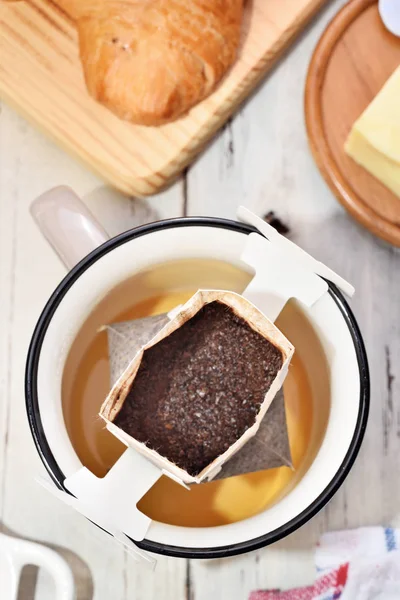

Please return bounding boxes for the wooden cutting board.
[1,0,328,196]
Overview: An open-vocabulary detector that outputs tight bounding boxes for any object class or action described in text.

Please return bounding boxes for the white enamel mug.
[26,187,369,559]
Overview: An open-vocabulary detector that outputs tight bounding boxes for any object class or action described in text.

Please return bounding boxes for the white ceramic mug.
[26,187,369,559]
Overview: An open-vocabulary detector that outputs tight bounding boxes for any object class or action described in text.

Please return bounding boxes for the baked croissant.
[64,0,243,126]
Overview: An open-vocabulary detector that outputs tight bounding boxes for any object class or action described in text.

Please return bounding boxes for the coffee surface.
[115,301,283,475]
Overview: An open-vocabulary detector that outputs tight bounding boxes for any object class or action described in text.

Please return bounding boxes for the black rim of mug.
[25,217,370,559]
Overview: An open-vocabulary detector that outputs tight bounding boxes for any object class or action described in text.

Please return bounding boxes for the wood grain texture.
[1,1,400,598]
[305,0,400,247]
[0,0,328,197]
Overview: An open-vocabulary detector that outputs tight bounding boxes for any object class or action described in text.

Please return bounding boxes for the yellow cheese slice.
[346,129,400,198]
[345,65,400,198]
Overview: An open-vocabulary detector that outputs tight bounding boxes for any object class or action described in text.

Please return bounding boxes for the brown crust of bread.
[74,0,243,126]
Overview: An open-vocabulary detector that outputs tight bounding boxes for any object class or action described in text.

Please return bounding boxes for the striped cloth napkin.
[250,528,400,600]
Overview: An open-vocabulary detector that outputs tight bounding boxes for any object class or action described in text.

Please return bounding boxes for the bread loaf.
[67,0,243,126]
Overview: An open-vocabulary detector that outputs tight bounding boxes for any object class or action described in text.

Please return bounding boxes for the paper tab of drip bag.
[238,206,354,320]
[36,473,156,568]
[241,232,328,322]
[63,449,161,541]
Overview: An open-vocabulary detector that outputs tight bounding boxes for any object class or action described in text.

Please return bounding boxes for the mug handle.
[0,533,75,600]
[30,186,110,270]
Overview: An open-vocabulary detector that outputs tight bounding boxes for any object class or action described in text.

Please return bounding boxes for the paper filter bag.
[104,314,293,480]
[100,290,294,485]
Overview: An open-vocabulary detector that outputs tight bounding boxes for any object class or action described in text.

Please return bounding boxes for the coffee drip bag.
[103,314,293,480]
[100,290,294,485]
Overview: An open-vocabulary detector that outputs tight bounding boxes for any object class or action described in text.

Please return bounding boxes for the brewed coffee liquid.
[62,259,329,527]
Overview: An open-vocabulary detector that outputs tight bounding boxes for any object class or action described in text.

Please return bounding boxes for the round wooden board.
[305,0,400,246]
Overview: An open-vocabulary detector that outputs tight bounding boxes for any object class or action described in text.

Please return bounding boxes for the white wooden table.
[1,1,399,598]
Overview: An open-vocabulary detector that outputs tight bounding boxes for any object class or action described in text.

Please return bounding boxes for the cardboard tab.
[37,475,156,567]
[238,206,354,298]
[64,448,161,542]
[241,232,328,322]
